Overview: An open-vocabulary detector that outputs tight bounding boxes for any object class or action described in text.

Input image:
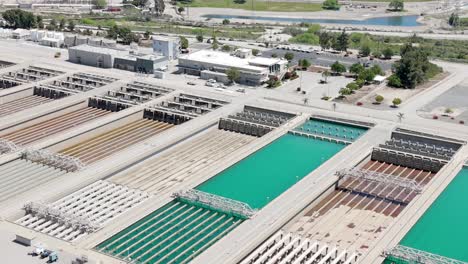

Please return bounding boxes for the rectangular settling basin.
[394,166,468,262]
[96,118,369,264]
[197,118,368,209]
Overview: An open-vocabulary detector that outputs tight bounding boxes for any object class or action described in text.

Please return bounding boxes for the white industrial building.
[12,28,30,39]
[152,36,179,60]
[29,30,65,47]
[178,49,288,86]
[68,44,168,73]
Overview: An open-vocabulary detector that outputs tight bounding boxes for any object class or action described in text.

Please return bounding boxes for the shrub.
[387,74,402,88]
[382,47,394,60]
[392,97,402,107]
[331,61,346,74]
[346,82,360,91]
[359,44,371,57]
[356,78,365,87]
[221,45,231,52]
[372,50,382,59]
[375,95,384,104]
[322,0,340,10]
[339,87,353,96]
[284,52,294,62]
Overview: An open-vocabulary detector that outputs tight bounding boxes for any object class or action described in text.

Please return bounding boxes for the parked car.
[205,82,216,87]
[187,81,196,86]
[41,250,52,259]
[32,247,44,256]
[236,88,246,93]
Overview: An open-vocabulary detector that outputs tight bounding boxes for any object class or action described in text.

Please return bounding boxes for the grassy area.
[289,27,468,63]
[178,0,323,12]
[131,24,264,39]
[75,16,265,40]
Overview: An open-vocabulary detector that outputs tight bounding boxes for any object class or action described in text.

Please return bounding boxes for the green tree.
[284,52,294,62]
[339,87,352,96]
[221,45,231,52]
[346,82,360,91]
[222,19,230,25]
[358,69,376,83]
[252,49,260,56]
[382,47,394,60]
[132,0,148,7]
[67,20,75,32]
[319,31,332,50]
[392,97,402,107]
[349,63,364,76]
[370,65,384,76]
[119,27,135,45]
[178,6,185,13]
[322,0,340,10]
[226,68,241,83]
[372,50,382,59]
[196,34,203,42]
[95,0,107,9]
[307,24,321,34]
[393,43,441,88]
[36,15,44,29]
[47,19,57,30]
[388,0,404,11]
[387,74,402,87]
[322,70,331,83]
[298,59,311,69]
[449,13,460,27]
[180,36,189,49]
[336,29,349,52]
[212,42,219,50]
[59,18,66,30]
[2,9,36,29]
[359,43,371,57]
[375,95,384,104]
[154,0,166,16]
[330,61,346,74]
[144,30,151,39]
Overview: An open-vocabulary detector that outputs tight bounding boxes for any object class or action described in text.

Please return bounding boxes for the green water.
[399,167,468,262]
[295,118,368,141]
[196,133,345,209]
[96,200,243,264]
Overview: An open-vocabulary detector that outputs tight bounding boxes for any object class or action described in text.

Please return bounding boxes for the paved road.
[262,48,393,71]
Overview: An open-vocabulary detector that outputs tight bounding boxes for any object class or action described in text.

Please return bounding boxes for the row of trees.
[289,27,395,60]
[338,62,384,96]
[2,9,39,29]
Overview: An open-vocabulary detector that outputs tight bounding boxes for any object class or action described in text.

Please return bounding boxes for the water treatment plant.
[1,38,468,264]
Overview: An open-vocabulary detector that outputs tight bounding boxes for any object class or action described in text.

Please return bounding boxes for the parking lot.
[262,47,393,71]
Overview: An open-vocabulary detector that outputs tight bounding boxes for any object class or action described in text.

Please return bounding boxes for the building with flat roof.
[68,44,167,73]
[152,36,179,60]
[177,49,288,86]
